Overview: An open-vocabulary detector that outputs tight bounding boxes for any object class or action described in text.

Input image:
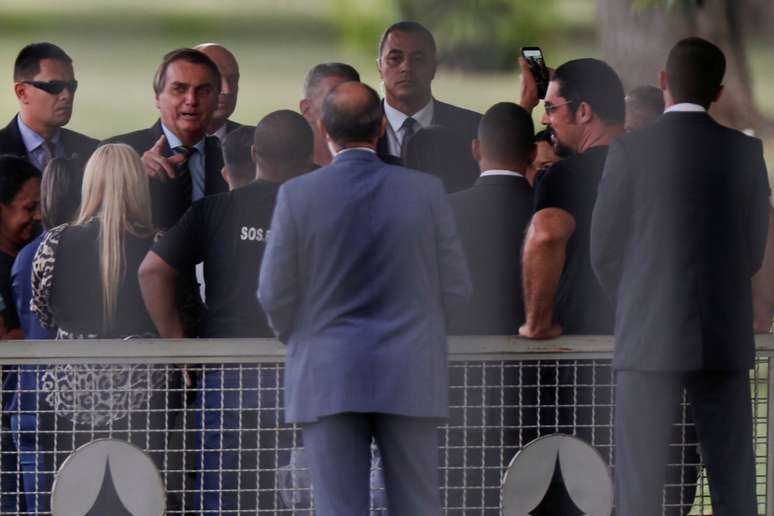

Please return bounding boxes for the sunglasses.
[22,80,78,95]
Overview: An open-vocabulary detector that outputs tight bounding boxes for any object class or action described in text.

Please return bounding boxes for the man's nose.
[184,89,198,104]
[220,78,232,95]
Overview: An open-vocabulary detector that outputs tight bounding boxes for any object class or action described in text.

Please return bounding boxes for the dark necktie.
[400,117,418,157]
[172,145,194,203]
[40,140,55,171]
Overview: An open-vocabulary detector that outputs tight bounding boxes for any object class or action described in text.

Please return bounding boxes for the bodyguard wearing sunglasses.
[0,43,97,171]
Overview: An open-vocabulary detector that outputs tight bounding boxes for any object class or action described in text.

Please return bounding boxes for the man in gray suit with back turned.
[258,81,471,516]
[591,37,770,516]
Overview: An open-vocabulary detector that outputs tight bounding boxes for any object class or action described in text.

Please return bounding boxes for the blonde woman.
[32,143,157,338]
[29,144,174,513]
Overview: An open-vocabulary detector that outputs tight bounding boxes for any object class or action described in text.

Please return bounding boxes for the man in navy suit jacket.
[105,48,227,230]
[591,38,770,516]
[258,81,471,516]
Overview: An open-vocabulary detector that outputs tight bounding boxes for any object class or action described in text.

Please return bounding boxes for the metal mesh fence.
[0,339,769,515]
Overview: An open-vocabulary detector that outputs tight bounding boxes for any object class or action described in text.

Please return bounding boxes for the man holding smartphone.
[518,57,624,339]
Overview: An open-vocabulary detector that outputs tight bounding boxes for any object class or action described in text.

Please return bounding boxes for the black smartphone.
[521,47,549,100]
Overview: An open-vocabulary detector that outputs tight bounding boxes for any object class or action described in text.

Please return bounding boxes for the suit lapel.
[204,135,226,195]
[431,100,450,127]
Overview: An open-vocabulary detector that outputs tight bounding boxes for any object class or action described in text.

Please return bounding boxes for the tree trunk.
[596,0,771,133]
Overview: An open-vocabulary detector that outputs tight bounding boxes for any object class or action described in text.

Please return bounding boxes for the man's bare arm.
[138,251,184,338]
[519,207,575,339]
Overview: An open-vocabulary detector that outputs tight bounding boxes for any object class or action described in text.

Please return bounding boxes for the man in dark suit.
[449,102,534,334]
[0,43,97,170]
[194,43,245,142]
[591,37,770,516]
[105,48,227,229]
[376,21,480,183]
[258,82,471,516]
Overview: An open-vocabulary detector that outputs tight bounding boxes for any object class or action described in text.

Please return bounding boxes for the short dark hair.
[153,48,221,95]
[41,157,83,229]
[377,21,436,57]
[321,82,383,146]
[666,37,725,108]
[626,85,665,116]
[535,128,552,144]
[303,63,360,98]
[222,126,256,184]
[254,110,313,175]
[0,155,41,205]
[14,43,72,81]
[478,102,534,164]
[553,58,625,125]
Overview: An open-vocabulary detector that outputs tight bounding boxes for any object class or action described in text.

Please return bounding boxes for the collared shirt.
[161,123,207,202]
[664,103,706,114]
[334,147,377,157]
[383,98,434,157]
[480,169,524,179]
[17,114,61,171]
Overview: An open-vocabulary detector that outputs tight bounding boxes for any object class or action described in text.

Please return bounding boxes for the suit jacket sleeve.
[257,185,299,343]
[748,137,771,275]
[591,139,633,305]
[432,180,472,323]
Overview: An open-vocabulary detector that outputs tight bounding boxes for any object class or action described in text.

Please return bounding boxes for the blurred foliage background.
[0,0,594,139]
[0,0,771,153]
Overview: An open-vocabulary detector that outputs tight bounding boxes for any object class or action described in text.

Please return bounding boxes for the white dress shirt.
[160,123,207,202]
[383,98,434,157]
[664,103,706,114]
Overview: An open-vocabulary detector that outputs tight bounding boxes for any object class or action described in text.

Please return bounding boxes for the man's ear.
[471,138,481,162]
[378,115,387,139]
[299,98,311,119]
[527,142,537,166]
[576,101,593,124]
[14,82,26,102]
[659,70,668,91]
[713,84,724,104]
[220,166,230,185]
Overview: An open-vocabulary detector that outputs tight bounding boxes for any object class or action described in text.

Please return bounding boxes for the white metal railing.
[0,334,770,515]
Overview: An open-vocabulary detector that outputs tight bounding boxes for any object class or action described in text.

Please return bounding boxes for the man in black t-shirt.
[517,58,625,338]
[139,110,314,514]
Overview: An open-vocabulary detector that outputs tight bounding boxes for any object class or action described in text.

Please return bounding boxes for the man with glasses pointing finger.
[0,43,98,171]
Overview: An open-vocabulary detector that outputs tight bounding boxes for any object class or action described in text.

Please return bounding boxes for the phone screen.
[521,47,549,99]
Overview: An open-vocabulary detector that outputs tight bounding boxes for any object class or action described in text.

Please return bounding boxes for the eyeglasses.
[22,80,78,95]
[543,100,573,115]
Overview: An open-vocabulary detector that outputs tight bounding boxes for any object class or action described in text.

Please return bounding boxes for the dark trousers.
[302,412,441,516]
[615,370,757,516]
[191,367,259,515]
